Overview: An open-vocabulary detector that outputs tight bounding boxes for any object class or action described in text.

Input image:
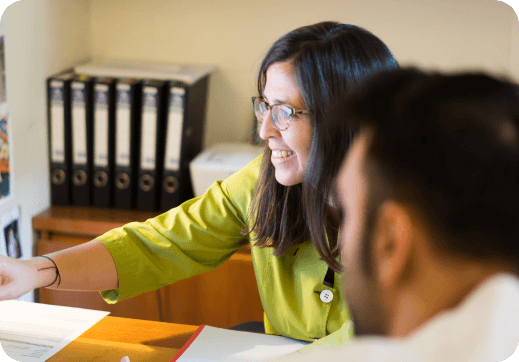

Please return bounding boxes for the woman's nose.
[258,111,280,140]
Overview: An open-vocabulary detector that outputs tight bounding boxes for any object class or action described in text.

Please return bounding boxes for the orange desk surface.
[46,316,199,362]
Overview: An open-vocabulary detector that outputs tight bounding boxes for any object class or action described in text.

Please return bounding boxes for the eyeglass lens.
[253,98,290,130]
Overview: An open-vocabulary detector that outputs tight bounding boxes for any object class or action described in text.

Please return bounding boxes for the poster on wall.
[0,21,10,202]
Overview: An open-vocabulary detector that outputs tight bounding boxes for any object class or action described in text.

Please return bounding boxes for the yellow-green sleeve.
[96,156,261,303]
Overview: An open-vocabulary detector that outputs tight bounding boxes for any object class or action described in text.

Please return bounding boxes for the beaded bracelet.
[37,255,61,288]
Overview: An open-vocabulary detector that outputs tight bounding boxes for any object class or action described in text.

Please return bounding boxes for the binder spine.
[70,76,94,206]
[177,76,210,205]
[48,75,73,205]
[161,82,186,211]
[92,78,116,208]
[114,79,141,209]
[137,80,167,211]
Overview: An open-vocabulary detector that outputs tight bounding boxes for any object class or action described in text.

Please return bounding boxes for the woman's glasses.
[252,97,310,131]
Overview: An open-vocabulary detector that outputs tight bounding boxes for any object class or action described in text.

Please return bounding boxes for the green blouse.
[96,156,352,352]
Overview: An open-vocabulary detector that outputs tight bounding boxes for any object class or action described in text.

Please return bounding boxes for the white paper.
[0,300,109,362]
[175,326,309,361]
[75,59,215,85]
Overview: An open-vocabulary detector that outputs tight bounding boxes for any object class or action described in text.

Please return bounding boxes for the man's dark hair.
[249,21,398,272]
[336,68,519,262]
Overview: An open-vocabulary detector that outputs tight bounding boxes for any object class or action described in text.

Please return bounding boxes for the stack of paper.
[75,59,216,85]
[0,300,109,362]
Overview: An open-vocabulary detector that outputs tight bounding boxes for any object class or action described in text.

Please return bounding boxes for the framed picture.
[0,206,21,258]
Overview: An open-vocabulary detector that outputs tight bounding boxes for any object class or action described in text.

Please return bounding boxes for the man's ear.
[372,201,414,290]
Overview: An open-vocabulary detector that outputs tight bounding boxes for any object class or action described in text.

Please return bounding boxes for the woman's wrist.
[27,256,60,289]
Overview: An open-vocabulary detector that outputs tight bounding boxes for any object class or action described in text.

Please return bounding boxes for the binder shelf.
[47,60,214,211]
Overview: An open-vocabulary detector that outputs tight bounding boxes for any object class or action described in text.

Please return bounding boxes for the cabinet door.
[160,251,264,328]
[37,236,163,322]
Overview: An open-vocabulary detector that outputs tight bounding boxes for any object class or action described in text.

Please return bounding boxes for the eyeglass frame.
[252,97,311,131]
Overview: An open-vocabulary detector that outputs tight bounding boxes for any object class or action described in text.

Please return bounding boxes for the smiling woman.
[249,22,399,272]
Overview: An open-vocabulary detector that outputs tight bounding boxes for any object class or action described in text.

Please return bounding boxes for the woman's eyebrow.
[262,94,290,106]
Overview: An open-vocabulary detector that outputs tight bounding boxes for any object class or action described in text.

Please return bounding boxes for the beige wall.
[511,7,519,80]
[90,0,518,147]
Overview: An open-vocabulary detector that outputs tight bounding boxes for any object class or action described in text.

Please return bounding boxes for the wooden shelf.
[32,206,158,238]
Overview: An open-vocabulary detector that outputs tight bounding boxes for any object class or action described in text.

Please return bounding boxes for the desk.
[48,316,198,362]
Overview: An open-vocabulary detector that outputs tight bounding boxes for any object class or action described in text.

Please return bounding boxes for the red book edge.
[169,325,206,362]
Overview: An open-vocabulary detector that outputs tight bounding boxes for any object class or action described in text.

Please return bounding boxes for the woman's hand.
[0,255,51,300]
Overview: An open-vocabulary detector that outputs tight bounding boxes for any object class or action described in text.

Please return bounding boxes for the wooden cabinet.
[33,206,264,327]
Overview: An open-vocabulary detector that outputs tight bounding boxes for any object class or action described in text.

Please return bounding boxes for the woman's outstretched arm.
[0,240,118,301]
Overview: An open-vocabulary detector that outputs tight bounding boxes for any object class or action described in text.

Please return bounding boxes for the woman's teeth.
[272,150,294,159]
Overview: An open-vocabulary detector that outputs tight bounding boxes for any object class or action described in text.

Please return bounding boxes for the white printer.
[190,142,264,197]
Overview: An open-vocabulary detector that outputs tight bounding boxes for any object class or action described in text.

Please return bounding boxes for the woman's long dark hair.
[248,22,398,272]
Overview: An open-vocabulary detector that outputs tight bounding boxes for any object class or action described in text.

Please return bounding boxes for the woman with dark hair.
[252,22,398,273]
[0,21,397,351]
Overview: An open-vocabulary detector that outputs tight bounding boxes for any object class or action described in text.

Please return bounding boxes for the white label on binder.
[164,87,185,171]
[72,82,87,165]
[116,83,131,167]
[94,84,109,167]
[140,87,158,170]
[50,81,65,163]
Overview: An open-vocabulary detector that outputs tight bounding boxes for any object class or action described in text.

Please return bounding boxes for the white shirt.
[272,274,519,362]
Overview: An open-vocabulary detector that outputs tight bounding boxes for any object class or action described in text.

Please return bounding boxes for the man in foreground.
[272,68,519,361]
